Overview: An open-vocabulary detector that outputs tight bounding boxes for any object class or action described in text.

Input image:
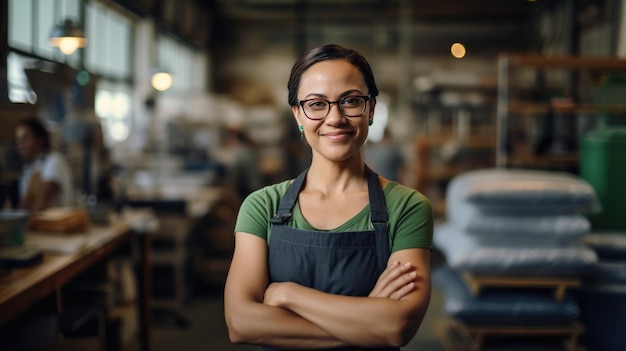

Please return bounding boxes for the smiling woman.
[224,44,434,351]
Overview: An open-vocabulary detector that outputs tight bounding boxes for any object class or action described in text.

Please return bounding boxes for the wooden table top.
[0,209,154,326]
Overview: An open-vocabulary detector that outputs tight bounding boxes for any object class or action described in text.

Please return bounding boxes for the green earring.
[368,119,374,126]
[298,125,304,132]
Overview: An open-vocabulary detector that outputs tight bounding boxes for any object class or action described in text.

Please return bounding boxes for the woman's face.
[15,125,42,163]
[292,59,375,163]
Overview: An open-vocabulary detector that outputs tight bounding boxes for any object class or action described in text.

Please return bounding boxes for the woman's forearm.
[263,250,432,348]
[269,283,430,348]
[225,295,350,349]
[225,233,350,349]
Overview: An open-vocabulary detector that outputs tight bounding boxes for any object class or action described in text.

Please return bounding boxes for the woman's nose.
[324,103,346,124]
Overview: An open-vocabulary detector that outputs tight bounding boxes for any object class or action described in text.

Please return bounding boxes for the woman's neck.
[305,158,366,195]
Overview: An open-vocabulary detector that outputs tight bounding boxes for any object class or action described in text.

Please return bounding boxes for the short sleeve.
[385,183,434,251]
[234,181,290,240]
[39,154,66,184]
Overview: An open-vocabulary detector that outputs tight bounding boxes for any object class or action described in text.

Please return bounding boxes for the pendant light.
[49,19,87,55]
[151,70,173,92]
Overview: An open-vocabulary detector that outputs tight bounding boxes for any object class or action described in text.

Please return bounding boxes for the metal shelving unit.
[495,54,626,169]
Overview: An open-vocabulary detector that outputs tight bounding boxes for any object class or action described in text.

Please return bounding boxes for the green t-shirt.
[234,180,433,252]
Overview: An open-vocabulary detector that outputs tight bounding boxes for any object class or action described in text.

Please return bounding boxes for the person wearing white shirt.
[15,116,74,211]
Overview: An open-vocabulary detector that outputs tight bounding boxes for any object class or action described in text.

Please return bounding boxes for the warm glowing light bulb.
[151,72,173,91]
[59,38,80,55]
[451,43,466,59]
[50,36,87,55]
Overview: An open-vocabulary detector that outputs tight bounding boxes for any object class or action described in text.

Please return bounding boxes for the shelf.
[496,53,626,168]
[506,142,579,167]
[500,53,626,70]
[507,101,626,115]
[505,154,579,167]
[415,135,495,174]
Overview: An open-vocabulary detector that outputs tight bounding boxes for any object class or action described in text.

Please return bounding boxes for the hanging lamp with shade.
[49,19,87,55]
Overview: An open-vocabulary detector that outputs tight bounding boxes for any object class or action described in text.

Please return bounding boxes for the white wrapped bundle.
[447,168,601,216]
[449,204,591,246]
[434,222,598,276]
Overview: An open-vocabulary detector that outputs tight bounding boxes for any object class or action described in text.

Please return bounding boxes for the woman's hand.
[368,261,417,300]
[263,282,291,307]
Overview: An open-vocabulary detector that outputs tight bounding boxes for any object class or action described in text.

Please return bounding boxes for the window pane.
[95,84,132,143]
[104,13,116,74]
[95,90,113,118]
[9,0,33,51]
[85,2,131,80]
[117,17,132,78]
[109,15,129,77]
[36,0,56,59]
[157,35,196,92]
[7,53,36,104]
[60,0,81,21]
[85,2,101,72]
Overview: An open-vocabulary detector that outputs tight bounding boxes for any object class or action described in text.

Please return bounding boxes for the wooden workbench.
[0,209,155,351]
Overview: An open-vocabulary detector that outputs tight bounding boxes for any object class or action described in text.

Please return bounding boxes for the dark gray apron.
[263,166,399,351]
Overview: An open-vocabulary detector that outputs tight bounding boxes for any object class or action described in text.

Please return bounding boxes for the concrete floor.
[151,286,448,351]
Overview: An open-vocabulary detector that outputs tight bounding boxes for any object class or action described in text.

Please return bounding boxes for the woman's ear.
[292,105,302,125]
[369,98,376,119]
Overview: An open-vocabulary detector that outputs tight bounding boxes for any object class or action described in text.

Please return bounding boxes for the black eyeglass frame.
[298,95,371,120]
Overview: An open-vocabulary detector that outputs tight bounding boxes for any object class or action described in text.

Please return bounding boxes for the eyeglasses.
[298,95,371,120]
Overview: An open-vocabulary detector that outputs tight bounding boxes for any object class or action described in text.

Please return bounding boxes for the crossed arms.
[224,232,431,350]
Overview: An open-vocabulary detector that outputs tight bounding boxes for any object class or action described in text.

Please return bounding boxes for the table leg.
[134,230,152,351]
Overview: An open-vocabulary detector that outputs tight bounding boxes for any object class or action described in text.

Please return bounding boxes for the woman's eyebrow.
[302,90,365,100]
[338,90,365,97]
[301,93,327,100]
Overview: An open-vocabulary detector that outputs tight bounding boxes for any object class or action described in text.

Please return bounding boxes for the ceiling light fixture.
[49,19,87,55]
[151,70,173,92]
[451,43,467,59]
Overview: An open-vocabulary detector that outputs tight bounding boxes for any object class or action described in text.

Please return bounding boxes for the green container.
[580,128,626,231]
[0,210,29,247]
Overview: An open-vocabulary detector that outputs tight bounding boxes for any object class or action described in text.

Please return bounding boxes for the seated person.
[15,116,74,212]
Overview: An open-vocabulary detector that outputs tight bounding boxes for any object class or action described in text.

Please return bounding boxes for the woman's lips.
[321,130,353,141]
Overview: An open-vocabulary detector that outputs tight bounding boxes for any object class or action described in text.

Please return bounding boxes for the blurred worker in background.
[15,116,74,212]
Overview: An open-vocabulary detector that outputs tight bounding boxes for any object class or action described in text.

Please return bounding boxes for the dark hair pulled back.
[17,116,51,150]
[287,44,379,107]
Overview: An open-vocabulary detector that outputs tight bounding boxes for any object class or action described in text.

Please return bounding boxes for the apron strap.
[270,168,308,224]
[365,166,390,274]
[270,166,390,273]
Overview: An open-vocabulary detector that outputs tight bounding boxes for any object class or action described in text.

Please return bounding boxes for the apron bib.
[263,167,399,351]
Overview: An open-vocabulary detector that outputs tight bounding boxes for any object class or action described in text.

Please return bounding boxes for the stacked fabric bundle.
[433,168,601,348]
[436,168,599,277]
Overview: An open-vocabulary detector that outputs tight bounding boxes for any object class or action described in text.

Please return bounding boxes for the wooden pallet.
[436,318,585,351]
[461,273,581,302]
